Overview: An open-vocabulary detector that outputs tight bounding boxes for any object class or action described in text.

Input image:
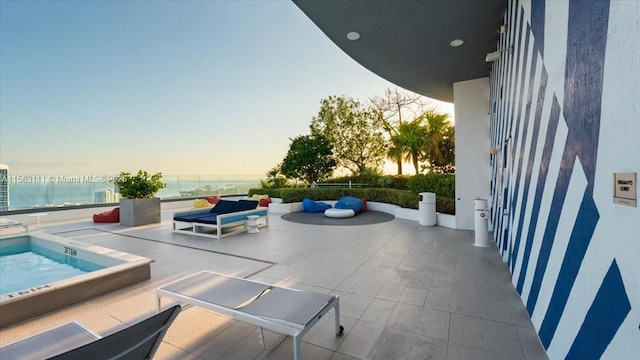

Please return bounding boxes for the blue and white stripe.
[489,0,637,358]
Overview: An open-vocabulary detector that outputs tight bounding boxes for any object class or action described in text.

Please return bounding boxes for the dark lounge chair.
[0,305,181,360]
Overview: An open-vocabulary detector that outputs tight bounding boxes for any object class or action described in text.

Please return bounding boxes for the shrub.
[113,170,166,199]
[407,173,455,198]
[276,187,420,209]
[436,197,455,215]
[377,175,411,190]
[248,188,282,198]
[250,185,456,215]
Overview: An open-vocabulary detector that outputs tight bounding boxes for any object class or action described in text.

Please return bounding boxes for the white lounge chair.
[156,272,343,360]
[0,218,28,235]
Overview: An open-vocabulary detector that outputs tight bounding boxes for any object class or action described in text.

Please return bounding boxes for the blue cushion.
[334,196,363,214]
[303,198,332,213]
[209,200,237,214]
[190,214,219,224]
[174,212,208,222]
[234,200,259,212]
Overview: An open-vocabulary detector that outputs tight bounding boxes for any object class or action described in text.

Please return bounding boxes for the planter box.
[119,198,161,227]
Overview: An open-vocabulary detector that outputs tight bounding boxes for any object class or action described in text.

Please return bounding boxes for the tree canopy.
[261,165,289,189]
[265,89,455,187]
[420,110,455,173]
[280,134,336,184]
[388,110,455,174]
[369,88,426,174]
[390,118,429,174]
[310,96,386,175]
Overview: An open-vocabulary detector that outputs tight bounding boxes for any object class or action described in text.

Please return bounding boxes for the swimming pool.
[0,232,153,327]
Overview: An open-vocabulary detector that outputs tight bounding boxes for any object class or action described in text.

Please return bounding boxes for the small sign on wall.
[613,172,636,207]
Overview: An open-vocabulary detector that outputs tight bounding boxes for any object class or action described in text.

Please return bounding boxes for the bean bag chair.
[303,198,331,213]
[334,196,363,214]
[93,207,120,223]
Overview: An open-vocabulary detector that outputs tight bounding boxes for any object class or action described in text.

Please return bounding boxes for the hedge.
[407,173,455,199]
[248,188,283,198]
[248,187,455,214]
[322,174,411,190]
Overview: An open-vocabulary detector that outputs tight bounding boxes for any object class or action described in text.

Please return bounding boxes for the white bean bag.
[324,208,356,218]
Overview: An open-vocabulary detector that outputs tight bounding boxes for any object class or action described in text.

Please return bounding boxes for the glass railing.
[0,175,262,211]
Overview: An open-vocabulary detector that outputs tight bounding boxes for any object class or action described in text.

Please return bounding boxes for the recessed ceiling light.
[450,39,464,47]
[347,31,360,41]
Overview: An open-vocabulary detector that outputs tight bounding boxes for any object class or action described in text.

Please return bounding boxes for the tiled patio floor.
[0,208,548,359]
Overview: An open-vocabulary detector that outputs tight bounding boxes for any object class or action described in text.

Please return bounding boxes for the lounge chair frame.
[156,272,343,360]
[172,208,269,239]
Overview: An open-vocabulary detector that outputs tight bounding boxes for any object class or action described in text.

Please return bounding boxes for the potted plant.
[113,170,166,227]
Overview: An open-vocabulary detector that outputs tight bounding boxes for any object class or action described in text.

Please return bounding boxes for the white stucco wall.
[453,77,492,230]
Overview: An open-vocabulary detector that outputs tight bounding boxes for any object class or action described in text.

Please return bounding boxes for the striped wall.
[489,0,640,358]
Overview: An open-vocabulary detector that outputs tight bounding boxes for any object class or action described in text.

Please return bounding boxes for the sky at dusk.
[0,0,453,177]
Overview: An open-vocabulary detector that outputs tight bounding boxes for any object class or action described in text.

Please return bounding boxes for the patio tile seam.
[54,227,278,265]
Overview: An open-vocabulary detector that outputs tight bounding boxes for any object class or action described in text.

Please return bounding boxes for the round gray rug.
[281,210,395,226]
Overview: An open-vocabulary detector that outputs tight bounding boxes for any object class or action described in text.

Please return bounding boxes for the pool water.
[0,244,105,295]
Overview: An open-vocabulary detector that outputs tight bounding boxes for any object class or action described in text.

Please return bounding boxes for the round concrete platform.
[281,210,394,226]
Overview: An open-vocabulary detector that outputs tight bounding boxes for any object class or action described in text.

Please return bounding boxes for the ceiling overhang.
[293,0,506,103]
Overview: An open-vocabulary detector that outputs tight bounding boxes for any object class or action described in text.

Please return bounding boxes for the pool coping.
[0,232,153,328]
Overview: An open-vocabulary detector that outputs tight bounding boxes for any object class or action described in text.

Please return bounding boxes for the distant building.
[94,188,118,204]
[0,164,8,211]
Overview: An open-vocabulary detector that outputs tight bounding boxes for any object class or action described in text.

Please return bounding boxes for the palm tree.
[389,118,428,174]
[420,110,454,171]
[262,165,288,188]
[386,138,404,175]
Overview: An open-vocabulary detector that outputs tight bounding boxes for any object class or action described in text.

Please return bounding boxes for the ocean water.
[4,175,261,210]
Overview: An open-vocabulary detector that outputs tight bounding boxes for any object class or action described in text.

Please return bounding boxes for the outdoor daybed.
[173,199,268,239]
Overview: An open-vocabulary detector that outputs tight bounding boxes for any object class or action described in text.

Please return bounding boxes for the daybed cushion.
[186,214,219,225]
[237,199,259,210]
[174,200,260,223]
[303,198,332,213]
[325,208,356,218]
[93,207,120,223]
[173,212,209,222]
[334,196,363,214]
[208,200,238,214]
[210,200,258,214]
